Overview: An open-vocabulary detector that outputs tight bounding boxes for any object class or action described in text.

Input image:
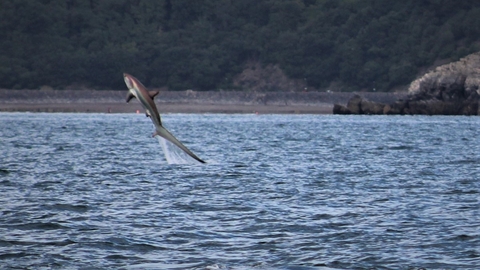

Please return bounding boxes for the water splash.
[155,136,201,164]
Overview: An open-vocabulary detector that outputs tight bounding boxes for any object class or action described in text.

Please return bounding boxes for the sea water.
[0,112,479,269]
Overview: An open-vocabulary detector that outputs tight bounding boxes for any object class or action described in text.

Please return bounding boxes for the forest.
[1,0,479,91]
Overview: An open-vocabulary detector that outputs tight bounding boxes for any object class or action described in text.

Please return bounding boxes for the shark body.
[124,73,206,163]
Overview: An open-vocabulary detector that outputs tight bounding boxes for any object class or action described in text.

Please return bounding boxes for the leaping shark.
[123,73,206,164]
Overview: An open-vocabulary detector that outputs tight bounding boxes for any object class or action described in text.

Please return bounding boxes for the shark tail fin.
[153,126,206,164]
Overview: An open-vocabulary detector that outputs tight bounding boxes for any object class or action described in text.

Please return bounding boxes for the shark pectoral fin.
[126,92,135,103]
[149,90,159,99]
[154,126,206,164]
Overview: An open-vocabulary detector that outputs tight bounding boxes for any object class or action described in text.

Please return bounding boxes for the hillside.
[1,0,479,91]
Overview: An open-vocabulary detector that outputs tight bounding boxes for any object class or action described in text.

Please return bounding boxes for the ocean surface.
[0,112,479,270]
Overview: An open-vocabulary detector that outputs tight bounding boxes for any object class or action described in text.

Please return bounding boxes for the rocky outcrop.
[334,52,480,115]
[361,99,386,114]
[383,101,406,115]
[332,94,387,115]
[332,103,351,114]
[346,94,362,114]
[404,52,480,115]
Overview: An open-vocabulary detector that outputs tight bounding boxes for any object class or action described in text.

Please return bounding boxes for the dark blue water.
[0,113,479,269]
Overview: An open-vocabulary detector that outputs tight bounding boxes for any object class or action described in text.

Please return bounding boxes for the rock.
[340,52,480,116]
[459,101,479,115]
[360,99,386,114]
[333,104,351,114]
[346,94,362,114]
[384,101,406,114]
[333,94,387,114]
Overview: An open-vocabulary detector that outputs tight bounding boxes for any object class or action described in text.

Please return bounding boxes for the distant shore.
[0,89,406,114]
[0,102,334,114]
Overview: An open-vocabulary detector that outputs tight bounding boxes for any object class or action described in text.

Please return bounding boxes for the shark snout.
[123,73,133,89]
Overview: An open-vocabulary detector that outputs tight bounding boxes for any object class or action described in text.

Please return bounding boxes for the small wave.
[377,145,415,150]
[127,262,204,270]
[450,157,480,164]
[0,238,75,247]
[32,180,62,188]
[49,203,89,213]
[104,254,136,260]
[90,237,166,251]
[11,222,69,230]
[312,213,335,220]
[0,179,14,186]
[450,234,477,241]
[444,189,479,195]
[0,251,30,260]
[38,239,76,247]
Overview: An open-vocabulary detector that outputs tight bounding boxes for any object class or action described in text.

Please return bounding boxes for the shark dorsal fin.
[126,92,136,103]
[149,91,159,100]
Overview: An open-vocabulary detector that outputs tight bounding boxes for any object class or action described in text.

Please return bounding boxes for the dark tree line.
[1,0,479,91]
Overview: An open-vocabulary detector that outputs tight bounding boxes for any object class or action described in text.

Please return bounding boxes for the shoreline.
[0,102,334,114]
[0,89,405,114]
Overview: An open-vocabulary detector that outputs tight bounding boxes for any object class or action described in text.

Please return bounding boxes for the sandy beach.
[0,102,333,114]
[0,89,405,114]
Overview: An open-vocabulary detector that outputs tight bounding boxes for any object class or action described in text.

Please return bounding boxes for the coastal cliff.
[334,52,480,115]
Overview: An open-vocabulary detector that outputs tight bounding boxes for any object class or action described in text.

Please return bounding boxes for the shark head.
[123,73,134,89]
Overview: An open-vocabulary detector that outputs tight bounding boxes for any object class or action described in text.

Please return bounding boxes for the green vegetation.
[1,0,479,91]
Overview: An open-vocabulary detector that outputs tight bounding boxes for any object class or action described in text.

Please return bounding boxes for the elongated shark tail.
[153,126,206,164]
